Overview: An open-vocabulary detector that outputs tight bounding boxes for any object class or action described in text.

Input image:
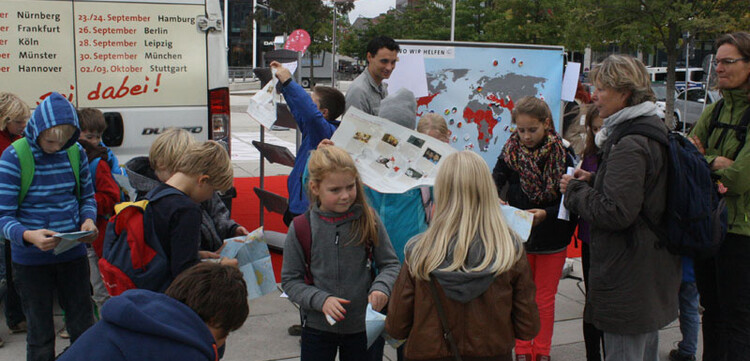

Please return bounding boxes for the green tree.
[254,0,353,84]
[578,0,748,128]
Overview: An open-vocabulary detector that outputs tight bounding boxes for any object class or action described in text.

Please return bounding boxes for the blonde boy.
[147,140,237,285]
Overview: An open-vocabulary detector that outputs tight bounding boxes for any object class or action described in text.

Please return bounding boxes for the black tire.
[301,78,310,88]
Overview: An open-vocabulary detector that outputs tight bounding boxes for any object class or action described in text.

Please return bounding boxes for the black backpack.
[610,119,728,258]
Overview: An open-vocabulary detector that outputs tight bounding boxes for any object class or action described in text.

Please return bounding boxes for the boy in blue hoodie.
[268,61,346,226]
[0,92,97,361]
[57,262,250,361]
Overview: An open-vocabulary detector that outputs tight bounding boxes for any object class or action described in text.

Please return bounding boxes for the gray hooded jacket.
[281,204,401,334]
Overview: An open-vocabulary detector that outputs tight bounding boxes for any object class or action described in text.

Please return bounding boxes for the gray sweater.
[345,70,388,116]
[281,204,401,334]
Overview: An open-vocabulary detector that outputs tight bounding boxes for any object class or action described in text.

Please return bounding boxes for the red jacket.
[0,129,21,153]
[92,161,120,257]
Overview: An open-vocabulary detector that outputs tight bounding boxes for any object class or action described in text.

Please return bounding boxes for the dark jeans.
[14,256,94,361]
[694,233,750,361]
[2,239,25,327]
[582,242,604,361]
[366,335,385,361]
[301,327,367,361]
[677,281,700,356]
[283,208,300,227]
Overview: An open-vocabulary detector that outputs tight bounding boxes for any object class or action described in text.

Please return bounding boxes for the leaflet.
[331,107,457,194]
[500,204,534,242]
[220,227,276,300]
[53,230,94,255]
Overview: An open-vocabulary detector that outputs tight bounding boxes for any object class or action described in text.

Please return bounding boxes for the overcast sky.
[348,0,395,24]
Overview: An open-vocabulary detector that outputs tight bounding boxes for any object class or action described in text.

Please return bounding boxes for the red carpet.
[232,176,289,282]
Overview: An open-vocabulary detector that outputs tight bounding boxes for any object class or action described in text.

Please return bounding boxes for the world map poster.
[399,41,565,167]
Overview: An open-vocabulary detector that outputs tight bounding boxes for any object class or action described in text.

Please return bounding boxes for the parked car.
[673,88,722,131]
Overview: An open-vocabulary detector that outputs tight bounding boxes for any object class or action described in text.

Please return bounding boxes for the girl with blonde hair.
[386,150,539,361]
[281,145,400,361]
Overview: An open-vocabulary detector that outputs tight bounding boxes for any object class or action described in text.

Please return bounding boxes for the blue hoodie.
[0,92,96,265]
[58,289,220,361]
[281,80,340,215]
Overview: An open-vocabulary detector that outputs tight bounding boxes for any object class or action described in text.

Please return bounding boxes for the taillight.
[209,87,230,151]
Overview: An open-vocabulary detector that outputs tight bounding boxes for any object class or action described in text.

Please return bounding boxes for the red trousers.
[515,250,566,357]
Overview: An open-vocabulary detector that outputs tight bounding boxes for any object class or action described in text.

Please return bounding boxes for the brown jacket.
[385,254,539,361]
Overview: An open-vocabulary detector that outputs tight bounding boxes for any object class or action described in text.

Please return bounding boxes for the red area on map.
[487,94,515,111]
[463,107,497,141]
[417,92,440,108]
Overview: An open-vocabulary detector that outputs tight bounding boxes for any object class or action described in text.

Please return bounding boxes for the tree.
[254,0,353,85]
[577,0,748,128]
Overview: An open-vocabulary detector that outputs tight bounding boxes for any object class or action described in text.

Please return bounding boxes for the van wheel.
[301,78,310,88]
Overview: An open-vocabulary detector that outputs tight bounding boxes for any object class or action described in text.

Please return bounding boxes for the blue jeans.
[14,256,94,361]
[677,281,700,356]
[301,327,366,361]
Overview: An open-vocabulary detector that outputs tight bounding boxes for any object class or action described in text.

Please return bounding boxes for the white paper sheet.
[331,107,456,194]
[383,53,429,98]
[246,70,279,129]
[500,205,534,242]
[561,62,581,102]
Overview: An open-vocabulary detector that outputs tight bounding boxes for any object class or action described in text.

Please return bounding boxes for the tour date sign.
[0,0,207,108]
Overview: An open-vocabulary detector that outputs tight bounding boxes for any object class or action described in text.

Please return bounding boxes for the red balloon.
[284,29,312,54]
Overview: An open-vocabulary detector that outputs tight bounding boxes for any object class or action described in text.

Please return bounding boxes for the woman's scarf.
[595,101,659,148]
[502,130,567,204]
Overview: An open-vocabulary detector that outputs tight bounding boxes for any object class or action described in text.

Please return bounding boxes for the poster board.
[398,40,565,167]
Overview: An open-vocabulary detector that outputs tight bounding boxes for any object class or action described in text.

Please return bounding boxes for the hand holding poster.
[246,70,278,129]
[331,107,457,194]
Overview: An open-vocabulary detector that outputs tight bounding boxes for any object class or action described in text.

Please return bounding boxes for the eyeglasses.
[712,57,749,66]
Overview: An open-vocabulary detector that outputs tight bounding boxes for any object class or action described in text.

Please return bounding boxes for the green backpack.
[11,138,80,205]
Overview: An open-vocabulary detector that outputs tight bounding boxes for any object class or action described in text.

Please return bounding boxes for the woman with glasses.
[688,32,750,361]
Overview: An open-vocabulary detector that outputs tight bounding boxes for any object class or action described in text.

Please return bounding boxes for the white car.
[673,88,722,131]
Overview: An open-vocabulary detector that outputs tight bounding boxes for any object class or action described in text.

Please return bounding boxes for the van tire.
[301,78,311,88]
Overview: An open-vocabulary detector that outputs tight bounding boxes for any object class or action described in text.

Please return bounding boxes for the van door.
[0,0,229,161]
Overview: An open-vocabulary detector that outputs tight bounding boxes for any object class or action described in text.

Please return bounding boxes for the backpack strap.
[293,212,314,285]
[67,145,80,201]
[428,278,463,361]
[89,157,101,191]
[11,138,34,206]
[11,138,81,205]
[706,99,750,160]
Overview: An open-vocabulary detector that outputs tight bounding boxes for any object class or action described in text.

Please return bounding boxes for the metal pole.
[223,0,229,47]
[450,0,456,41]
[703,54,714,113]
[252,0,258,69]
[683,31,689,133]
[332,4,337,87]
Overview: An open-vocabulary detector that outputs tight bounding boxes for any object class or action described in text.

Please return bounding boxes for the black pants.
[694,233,750,361]
[582,242,604,361]
[3,240,25,327]
[283,208,299,227]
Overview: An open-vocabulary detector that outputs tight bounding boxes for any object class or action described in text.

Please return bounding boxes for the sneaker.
[669,349,696,361]
[536,355,551,361]
[8,321,26,334]
[515,354,533,361]
[58,328,70,339]
[287,324,302,336]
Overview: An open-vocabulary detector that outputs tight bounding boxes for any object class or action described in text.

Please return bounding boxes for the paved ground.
[0,82,700,360]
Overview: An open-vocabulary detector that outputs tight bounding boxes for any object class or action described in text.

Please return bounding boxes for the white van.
[0,0,230,159]
[647,66,704,91]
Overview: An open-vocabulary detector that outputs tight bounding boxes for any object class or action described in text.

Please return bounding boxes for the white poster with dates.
[0,0,207,108]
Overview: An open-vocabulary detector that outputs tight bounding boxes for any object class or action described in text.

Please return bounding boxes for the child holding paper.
[281,145,400,361]
[268,61,346,227]
[0,93,98,360]
[386,150,540,360]
[492,96,577,361]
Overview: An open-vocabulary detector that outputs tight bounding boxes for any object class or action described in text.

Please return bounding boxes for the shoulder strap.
[67,145,80,200]
[707,98,725,142]
[731,107,750,160]
[293,212,314,285]
[11,138,34,206]
[428,278,462,361]
[89,157,100,188]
